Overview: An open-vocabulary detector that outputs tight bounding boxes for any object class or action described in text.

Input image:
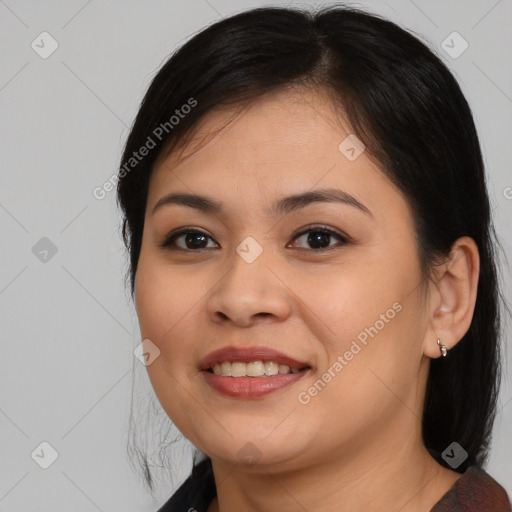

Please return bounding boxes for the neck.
[207,421,461,512]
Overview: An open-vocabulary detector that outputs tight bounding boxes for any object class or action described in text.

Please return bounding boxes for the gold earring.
[437,338,448,357]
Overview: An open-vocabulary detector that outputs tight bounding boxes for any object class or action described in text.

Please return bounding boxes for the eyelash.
[160,225,349,252]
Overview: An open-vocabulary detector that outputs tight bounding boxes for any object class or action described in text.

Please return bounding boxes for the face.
[134,87,432,472]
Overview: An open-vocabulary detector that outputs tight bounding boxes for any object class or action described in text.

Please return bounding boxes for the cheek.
[296,303,420,450]
[134,252,205,373]
[303,253,424,410]
[305,263,403,351]
[136,252,193,334]
[133,254,207,433]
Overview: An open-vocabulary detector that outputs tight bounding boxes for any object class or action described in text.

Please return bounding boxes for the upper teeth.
[211,361,300,377]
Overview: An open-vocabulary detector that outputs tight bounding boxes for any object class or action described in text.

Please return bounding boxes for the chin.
[196,431,312,472]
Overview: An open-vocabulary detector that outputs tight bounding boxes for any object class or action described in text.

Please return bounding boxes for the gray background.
[0,0,511,510]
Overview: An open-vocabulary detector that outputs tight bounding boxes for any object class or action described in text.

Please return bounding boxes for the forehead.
[148,87,400,217]
[158,88,344,160]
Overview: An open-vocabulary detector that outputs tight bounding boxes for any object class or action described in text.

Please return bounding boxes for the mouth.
[206,360,310,377]
[199,346,312,399]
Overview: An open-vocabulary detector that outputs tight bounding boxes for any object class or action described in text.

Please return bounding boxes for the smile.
[208,360,306,377]
[199,346,312,399]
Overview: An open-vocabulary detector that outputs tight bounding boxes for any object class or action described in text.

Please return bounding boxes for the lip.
[199,346,312,399]
[199,346,310,371]
[202,369,310,399]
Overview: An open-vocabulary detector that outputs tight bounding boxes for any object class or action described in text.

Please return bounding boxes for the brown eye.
[161,229,219,250]
[288,226,348,251]
[160,225,349,252]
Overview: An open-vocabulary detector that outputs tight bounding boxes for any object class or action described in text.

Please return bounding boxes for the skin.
[134,86,480,512]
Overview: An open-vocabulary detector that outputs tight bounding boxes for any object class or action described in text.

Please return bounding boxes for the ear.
[423,236,480,359]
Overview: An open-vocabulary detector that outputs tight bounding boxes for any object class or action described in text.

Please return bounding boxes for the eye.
[287,225,348,251]
[161,229,219,251]
[160,225,349,252]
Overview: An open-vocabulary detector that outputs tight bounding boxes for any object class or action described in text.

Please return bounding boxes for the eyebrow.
[152,188,372,217]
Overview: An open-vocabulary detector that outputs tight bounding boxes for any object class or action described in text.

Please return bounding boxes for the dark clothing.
[431,466,511,511]
[157,458,215,512]
[157,458,511,511]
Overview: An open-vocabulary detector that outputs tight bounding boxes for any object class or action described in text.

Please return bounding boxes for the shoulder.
[431,465,511,511]
[156,458,216,512]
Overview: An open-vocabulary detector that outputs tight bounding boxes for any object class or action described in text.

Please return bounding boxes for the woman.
[117,5,511,511]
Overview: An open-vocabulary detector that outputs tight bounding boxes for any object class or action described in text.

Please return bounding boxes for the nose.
[206,248,292,328]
